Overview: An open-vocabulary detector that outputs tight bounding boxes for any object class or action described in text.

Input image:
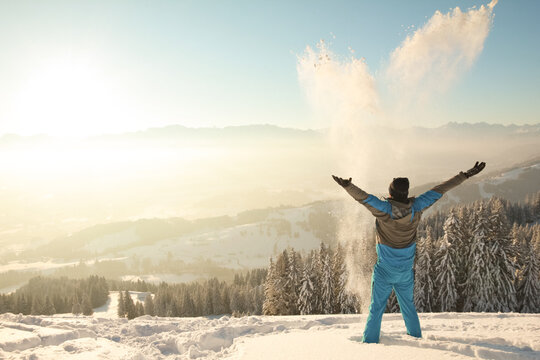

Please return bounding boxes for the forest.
[264,194,540,315]
[0,192,538,318]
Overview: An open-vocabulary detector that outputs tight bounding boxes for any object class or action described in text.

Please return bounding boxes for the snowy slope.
[0,312,538,359]
[114,206,328,269]
[5,203,338,276]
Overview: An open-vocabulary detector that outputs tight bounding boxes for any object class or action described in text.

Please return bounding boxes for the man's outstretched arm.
[332,175,391,217]
[414,161,486,212]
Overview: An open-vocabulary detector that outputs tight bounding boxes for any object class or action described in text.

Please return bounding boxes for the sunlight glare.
[13,57,131,136]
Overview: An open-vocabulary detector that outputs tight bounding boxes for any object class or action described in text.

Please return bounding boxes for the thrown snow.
[0,312,538,359]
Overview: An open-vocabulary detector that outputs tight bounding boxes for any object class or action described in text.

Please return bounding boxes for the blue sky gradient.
[0,0,538,135]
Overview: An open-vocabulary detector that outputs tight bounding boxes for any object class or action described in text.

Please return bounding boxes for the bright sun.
[13,57,130,136]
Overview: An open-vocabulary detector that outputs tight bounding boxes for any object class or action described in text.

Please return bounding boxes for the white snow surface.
[0,312,538,359]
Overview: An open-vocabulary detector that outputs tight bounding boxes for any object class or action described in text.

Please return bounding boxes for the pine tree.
[71,295,82,315]
[43,296,56,315]
[434,237,458,312]
[333,244,355,314]
[136,302,145,318]
[262,258,278,315]
[488,198,518,312]
[144,293,155,316]
[124,291,137,320]
[320,251,334,314]
[287,249,301,315]
[297,259,315,315]
[414,227,436,312]
[511,223,527,271]
[312,247,323,314]
[220,286,231,315]
[517,230,540,313]
[464,203,496,312]
[82,294,93,316]
[118,291,125,317]
[434,211,460,312]
[454,206,472,310]
[31,296,43,315]
[273,250,293,315]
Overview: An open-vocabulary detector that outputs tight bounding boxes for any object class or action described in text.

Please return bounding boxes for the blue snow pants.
[362,261,422,343]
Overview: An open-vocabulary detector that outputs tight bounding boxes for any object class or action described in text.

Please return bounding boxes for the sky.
[0,0,539,136]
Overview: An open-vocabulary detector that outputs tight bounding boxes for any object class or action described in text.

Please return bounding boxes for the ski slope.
[0,311,538,359]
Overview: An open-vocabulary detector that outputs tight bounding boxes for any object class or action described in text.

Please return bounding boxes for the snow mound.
[0,312,538,359]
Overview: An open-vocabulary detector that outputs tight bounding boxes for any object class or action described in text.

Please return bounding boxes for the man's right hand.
[462,161,486,178]
[332,175,352,187]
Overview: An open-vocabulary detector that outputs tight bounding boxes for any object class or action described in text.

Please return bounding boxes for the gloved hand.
[462,161,486,178]
[332,175,352,187]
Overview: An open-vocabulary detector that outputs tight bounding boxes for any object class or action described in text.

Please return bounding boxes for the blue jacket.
[344,173,467,268]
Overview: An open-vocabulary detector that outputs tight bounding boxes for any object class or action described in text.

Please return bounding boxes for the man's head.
[389,177,409,203]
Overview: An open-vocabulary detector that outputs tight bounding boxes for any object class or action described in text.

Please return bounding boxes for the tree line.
[0,275,109,316]
[117,269,267,319]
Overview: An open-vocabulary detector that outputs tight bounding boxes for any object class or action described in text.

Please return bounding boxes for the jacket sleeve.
[413,172,467,212]
[344,183,391,218]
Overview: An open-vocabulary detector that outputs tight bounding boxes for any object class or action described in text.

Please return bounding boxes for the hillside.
[1,159,538,291]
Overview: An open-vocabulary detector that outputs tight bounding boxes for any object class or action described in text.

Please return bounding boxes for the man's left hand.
[332,175,352,187]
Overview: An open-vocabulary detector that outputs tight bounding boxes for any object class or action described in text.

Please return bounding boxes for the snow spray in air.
[297,0,497,312]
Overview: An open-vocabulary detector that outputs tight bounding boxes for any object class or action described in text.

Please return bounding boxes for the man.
[332,161,486,343]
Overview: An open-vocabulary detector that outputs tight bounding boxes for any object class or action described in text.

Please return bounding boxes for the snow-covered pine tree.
[332,244,354,314]
[311,249,323,314]
[517,228,540,313]
[220,286,231,315]
[262,258,278,315]
[488,198,518,312]
[320,250,334,314]
[511,223,527,271]
[43,296,56,315]
[455,205,474,311]
[118,291,125,317]
[434,238,458,312]
[82,294,93,316]
[136,302,144,317]
[298,257,315,315]
[534,224,540,254]
[273,250,293,315]
[124,291,138,319]
[31,296,43,315]
[287,249,301,315]
[434,210,461,312]
[464,203,497,312]
[414,227,436,312]
[71,295,82,315]
[144,293,155,316]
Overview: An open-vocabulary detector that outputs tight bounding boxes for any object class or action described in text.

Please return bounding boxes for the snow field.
[0,312,538,359]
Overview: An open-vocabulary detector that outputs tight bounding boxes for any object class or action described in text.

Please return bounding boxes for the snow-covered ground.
[0,311,538,359]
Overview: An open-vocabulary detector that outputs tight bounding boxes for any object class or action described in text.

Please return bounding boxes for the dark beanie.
[389,177,409,203]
